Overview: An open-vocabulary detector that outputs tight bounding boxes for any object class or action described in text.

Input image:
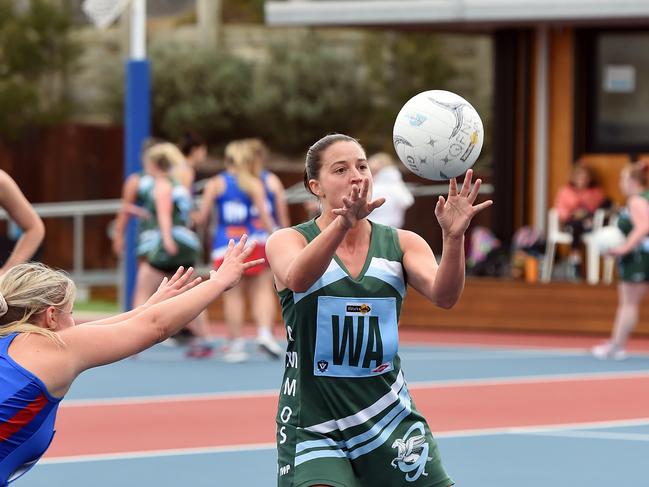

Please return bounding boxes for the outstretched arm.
[83,267,202,327]
[61,236,262,374]
[0,171,45,274]
[403,169,492,309]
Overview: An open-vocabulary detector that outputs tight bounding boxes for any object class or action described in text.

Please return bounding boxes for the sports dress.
[135,174,200,273]
[0,334,61,485]
[617,190,649,282]
[276,219,452,487]
[211,172,267,276]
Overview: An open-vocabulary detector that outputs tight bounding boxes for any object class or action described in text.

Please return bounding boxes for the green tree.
[149,41,254,143]
[360,31,457,151]
[0,0,79,139]
[251,33,370,154]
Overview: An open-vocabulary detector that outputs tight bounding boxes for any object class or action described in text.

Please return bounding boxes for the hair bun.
[0,293,7,318]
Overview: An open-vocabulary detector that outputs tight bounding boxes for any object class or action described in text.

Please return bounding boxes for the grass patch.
[74,300,120,313]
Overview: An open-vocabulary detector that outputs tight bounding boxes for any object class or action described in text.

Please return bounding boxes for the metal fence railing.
[0,180,494,291]
[0,199,122,288]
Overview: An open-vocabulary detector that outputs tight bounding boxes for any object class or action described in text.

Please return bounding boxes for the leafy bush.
[100,31,457,157]
[150,41,254,143]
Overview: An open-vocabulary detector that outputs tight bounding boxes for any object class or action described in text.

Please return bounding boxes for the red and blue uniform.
[0,334,61,485]
[211,172,267,276]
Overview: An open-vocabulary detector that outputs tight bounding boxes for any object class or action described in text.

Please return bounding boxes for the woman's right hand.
[163,238,178,256]
[333,178,385,229]
[209,234,264,290]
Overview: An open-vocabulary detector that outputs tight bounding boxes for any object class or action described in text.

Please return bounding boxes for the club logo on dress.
[390,422,432,482]
[317,360,329,372]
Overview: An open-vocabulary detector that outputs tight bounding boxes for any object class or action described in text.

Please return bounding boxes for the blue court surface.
[17,335,649,487]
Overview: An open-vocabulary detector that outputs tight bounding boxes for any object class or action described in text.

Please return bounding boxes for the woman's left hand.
[145,266,202,307]
[435,169,493,239]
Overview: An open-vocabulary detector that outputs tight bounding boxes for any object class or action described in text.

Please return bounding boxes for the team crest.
[317,360,329,372]
[390,422,432,482]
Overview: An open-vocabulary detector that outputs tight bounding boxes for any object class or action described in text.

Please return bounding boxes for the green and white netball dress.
[617,190,649,282]
[135,174,201,269]
[276,219,452,487]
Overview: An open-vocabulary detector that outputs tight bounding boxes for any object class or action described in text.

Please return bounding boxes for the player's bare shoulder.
[396,228,429,251]
[266,227,307,255]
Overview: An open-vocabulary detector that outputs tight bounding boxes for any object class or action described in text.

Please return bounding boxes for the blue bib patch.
[314,296,398,378]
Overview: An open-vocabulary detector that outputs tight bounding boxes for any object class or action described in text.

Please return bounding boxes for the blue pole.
[123,59,150,310]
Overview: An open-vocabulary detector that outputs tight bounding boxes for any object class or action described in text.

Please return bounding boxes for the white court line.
[41,442,276,465]
[62,388,279,408]
[400,339,649,357]
[399,349,592,360]
[62,369,649,408]
[399,343,649,360]
[40,418,649,465]
[409,369,649,390]
[525,430,649,442]
[435,417,649,439]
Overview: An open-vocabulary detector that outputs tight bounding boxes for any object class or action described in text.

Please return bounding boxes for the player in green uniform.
[593,161,649,360]
[266,134,492,487]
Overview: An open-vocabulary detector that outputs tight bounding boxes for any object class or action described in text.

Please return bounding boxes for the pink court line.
[50,375,649,458]
[41,417,649,464]
[61,369,649,409]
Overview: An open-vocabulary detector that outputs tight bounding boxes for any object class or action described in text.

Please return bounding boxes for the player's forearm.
[143,278,228,340]
[87,306,149,327]
[430,235,465,309]
[620,227,649,254]
[1,221,45,270]
[285,217,348,292]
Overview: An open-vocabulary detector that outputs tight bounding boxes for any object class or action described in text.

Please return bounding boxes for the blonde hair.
[0,262,76,345]
[224,140,258,196]
[144,142,186,172]
[241,138,269,177]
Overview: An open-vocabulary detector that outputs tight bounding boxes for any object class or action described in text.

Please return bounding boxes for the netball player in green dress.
[266,134,492,487]
[593,160,649,360]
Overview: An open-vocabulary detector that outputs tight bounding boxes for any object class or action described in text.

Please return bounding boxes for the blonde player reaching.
[266,134,492,487]
[0,237,260,485]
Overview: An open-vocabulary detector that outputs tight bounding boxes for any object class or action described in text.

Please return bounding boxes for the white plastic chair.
[541,208,608,283]
[541,208,573,282]
[584,212,617,285]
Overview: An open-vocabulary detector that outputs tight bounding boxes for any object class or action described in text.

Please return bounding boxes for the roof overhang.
[265,0,649,27]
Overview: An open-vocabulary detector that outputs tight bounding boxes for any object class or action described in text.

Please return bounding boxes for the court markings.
[42,417,649,465]
[62,369,649,408]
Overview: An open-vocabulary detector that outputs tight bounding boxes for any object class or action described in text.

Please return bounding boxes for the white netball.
[393,90,484,181]
[591,225,625,253]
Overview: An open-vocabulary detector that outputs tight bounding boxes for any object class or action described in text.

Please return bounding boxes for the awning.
[265,0,649,27]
